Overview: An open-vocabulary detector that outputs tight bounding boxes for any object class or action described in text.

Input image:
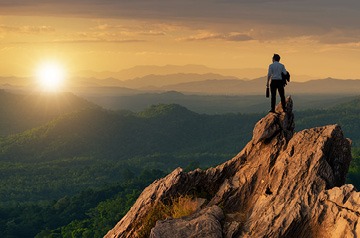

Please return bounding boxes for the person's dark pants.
[270,80,286,111]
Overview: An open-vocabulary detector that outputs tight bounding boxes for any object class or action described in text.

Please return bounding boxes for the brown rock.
[150,205,224,238]
[312,184,360,237]
[105,96,358,238]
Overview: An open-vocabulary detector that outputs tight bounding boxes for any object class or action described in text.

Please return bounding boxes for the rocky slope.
[105,97,359,238]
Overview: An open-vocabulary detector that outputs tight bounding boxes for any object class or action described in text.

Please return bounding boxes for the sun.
[36,62,66,92]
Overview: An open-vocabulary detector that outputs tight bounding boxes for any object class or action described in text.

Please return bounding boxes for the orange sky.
[1,1,360,80]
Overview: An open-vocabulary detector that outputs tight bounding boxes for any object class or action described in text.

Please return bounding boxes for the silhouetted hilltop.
[0,90,96,136]
[106,97,359,238]
[138,104,197,118]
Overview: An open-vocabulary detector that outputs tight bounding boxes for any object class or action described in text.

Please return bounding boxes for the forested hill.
[0,104,259,163]
[295,96,360,147]
[0,90,96,136]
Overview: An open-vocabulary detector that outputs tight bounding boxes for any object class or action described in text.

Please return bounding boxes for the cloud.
[2,0,358,27]
[182,31,253,42]
[226,33,254,42]
[315,28,360,45]
[135,51,191,57]
[72,22,171,43]
[52,39,145,44]
[3,39,145,45]
[48,30,146,44]
[91,23,167,37]
[2,0,360,44]
[0,25,55,34]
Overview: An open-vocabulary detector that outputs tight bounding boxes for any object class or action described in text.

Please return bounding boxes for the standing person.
[267,54,288,113]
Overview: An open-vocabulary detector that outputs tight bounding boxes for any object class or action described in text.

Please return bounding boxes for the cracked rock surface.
[105,97,358,238]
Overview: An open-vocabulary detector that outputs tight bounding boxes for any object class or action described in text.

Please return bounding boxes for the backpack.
[281,71,290,86]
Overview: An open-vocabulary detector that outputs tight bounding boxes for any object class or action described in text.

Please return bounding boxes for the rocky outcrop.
[150,205,224,238]
[105,97,358,238]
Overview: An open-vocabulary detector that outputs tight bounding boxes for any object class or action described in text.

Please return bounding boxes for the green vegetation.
[0,91,359,237]
[348,148,360,187]
[138,195,201,238]
[0,103,257,204]
[1,169,165,238]
[295,97,360,147]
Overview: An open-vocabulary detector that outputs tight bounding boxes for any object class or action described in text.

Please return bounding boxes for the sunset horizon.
[2,1,360,81]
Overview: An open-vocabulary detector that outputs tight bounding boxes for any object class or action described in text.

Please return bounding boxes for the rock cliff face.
[105,97,359,238]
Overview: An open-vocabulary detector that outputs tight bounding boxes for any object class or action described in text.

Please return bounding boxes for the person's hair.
[273,54,281,62]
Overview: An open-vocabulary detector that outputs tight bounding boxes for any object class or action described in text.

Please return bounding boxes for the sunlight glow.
[36,62,65,92]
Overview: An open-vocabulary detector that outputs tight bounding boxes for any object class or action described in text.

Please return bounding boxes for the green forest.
[0,90,359,237]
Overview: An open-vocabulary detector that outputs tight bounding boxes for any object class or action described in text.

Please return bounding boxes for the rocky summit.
[105,97,359,238]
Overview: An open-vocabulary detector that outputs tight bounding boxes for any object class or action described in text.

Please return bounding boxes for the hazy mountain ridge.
[120,73,240,89]
[69,76,360,96]
[0,76,30,87]
[68,74,360,94]
[75,64,265,80]
[152,77,360,95]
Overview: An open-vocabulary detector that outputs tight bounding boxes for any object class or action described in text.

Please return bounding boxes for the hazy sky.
[1,0,360,79]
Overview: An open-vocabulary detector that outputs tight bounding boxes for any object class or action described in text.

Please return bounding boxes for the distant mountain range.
[2,72,359,115]
[75,64,266,80]
[152,77,360,95]
[1,65,359,96]
[67,76,360,96]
